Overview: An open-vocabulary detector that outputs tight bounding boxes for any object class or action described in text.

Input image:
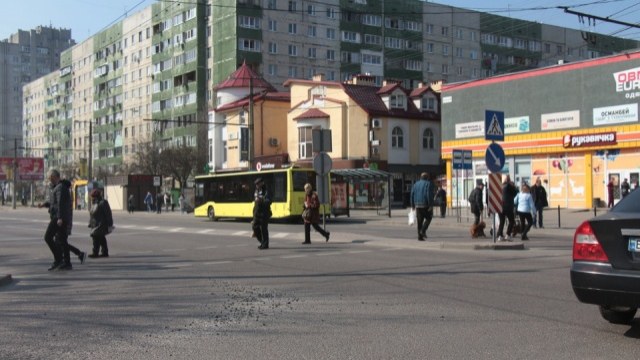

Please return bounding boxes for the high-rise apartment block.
[0,26,74,157]
[22,0,639,178]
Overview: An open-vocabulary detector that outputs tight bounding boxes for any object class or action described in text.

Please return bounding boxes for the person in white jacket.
[514,183,536,240]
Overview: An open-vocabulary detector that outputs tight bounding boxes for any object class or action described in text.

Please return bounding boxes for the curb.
[0,274,13,287]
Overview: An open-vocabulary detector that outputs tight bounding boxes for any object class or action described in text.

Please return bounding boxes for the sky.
[0,0,638,43]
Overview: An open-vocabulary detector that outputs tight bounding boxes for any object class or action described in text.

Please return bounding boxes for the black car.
[570,189,640,324]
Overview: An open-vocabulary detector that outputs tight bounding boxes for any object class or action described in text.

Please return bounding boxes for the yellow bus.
[194,167,329,221]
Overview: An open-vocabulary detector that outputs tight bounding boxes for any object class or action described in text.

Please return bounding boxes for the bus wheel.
[207,207,216,221]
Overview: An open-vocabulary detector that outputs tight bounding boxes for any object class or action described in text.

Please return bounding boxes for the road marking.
[161,248,185,252]
[118,225,135,229]
[144,226,158,230]
[202,260,232,265]
[170,262,192,268]
[316,252,344,256]
[195,246,218,250]
[347,250,372,254]
[128,250,153,254]
[169,227,185,233]
[227,244,249,248]
[197,229,216,234]
[232,231,251,236]
[280,254,308,259]
[271,232,289,238]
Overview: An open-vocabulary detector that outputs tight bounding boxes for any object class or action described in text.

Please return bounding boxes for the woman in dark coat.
[302,183,330,244]
[531,177,548,228]
[88,189,113,258]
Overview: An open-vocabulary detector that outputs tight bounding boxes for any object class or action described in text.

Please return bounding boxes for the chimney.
[350,74,375,86]
[312,73,325,82]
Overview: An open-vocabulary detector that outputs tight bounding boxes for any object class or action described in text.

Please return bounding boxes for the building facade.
[441,50,640,209]
[1,26,74,156]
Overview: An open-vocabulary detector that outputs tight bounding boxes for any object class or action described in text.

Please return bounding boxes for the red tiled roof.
[294,108,330,120]
[214,62,276,91]
[342,84,438,120]
[376,82,402,95]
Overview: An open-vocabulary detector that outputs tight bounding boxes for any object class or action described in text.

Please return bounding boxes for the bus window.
[272,172,286,202]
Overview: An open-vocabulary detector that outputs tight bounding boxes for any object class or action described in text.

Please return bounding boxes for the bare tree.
[130,140,164,176]
[160,145,199,188]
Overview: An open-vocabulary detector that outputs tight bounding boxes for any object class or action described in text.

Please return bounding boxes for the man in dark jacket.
[410,172,435,241]
[88,189,113,258]
[531,177,548,228]
[252,178,272,250]
[497,175,518,241]
[38,169,74,271]
[470,181,484,226]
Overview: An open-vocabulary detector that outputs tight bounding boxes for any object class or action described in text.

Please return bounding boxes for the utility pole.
[88,121,93,181]
[248,75,254,170]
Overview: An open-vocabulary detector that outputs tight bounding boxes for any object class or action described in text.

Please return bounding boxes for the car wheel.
[599,306,638,324]
[207,206,216,221]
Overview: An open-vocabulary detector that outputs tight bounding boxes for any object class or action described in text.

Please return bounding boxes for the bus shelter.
[330,169,392,218]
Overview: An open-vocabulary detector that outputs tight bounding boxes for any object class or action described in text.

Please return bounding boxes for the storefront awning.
[331,168,392,180]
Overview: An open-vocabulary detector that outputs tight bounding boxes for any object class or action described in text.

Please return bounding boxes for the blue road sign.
[462,150,472,170]
[452,150,463,170]
[485,142,505,173]
[485,110,505,141]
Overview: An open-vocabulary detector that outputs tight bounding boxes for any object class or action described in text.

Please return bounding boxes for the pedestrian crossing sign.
[485,110,504,141]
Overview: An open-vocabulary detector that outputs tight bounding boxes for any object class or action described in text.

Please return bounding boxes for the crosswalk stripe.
[232,231,251,236]
[169,227,184,233]
[197,229,215,234]
[271,232,289,238]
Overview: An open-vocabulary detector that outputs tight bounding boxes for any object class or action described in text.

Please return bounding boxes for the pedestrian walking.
[156,192,163,214]
[88,189,113,258]
[531,177,548,228]
[497,175,518,241]
[179,193,185,214]
[514,184,536,240]
[621,178,630,198]
[302,183,330,244]
[164,192,170,212]
[435,181,447,218]
[252,178,272,250]
[61,179,87,264]
[144,191,153,213]
[128,194,135,213]
[37,169,74,271]
[410,172,435,241]
[607,178,615,208]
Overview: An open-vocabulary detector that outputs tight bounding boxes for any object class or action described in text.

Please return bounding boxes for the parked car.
[570,189,640,324]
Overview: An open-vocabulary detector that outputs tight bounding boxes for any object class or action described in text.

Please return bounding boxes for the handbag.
[302,208,312,221]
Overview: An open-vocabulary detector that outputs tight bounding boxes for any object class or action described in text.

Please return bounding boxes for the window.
[326,28,336,39]
[289,23,297,34]
[239,16,260,29]
[426,24,434,34]
[268,64,277,76]
[422,97,436,111]
[288,44,298,56]
[326,49,335,61]
[268,42,277,54]
[422,128,434,150]
[362,53,381,64]
[288,1,297,12]
[455,47,463,58]
[326,7,337,19]
[364,34,381,45]
[239,39,261,52]
[455,28,463,39]
[426,43,434,53]
[298,126,313,159]
[385,37,403,49]
[442,45,449,55]
[362,14,382,26]
[391,127,404,148]
[307,4,316,15]
[268,20,277,32]
[405,60,422,71]
[288,66,297,77]
[442,64,449,74]
[307,25,317,37]
[390,94,405,109]
[308,47,316,58]
[441,26,449,37]
[406,21,421,32]
[342,31,359,43]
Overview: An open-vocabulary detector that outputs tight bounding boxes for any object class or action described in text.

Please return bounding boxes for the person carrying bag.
[302,183,330,244]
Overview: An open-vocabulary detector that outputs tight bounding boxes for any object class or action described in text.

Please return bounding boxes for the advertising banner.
[0,157,45,181]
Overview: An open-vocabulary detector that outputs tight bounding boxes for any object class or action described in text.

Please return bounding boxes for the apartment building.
[1,26,74,157]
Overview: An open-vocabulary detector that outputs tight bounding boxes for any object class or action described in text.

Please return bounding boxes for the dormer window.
[422,96,437,112]
[389,94,405,109]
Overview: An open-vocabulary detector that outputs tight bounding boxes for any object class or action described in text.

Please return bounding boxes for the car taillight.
[573,221,609,262]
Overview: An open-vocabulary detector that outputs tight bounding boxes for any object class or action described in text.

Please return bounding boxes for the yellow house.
[210,63,291,172]
[284,74,442,206]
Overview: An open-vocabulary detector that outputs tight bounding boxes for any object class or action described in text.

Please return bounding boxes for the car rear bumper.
[571,261,640,308]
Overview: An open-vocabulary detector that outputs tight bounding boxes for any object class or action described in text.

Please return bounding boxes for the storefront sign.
[0,157,44,181]
[562,132,617,148]
[613,66,640,93]
[541,110,580,131]
[455,121,484,139]
[504,116,530,134]
[593,103,638,126]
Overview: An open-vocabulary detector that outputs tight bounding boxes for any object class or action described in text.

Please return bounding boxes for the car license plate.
[629,238,640,252]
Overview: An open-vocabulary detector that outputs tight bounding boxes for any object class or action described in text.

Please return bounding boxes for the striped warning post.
[488,172,503,215]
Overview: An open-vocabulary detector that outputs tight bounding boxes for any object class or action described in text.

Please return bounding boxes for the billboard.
[0,158,45,181]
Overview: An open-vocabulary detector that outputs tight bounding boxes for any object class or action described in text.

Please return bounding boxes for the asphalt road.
[1,208,638,360]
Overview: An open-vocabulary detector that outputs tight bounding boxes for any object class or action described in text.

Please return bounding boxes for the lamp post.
[12,138,17,209]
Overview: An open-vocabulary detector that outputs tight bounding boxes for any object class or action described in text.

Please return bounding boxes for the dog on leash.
[470,221,487,238]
